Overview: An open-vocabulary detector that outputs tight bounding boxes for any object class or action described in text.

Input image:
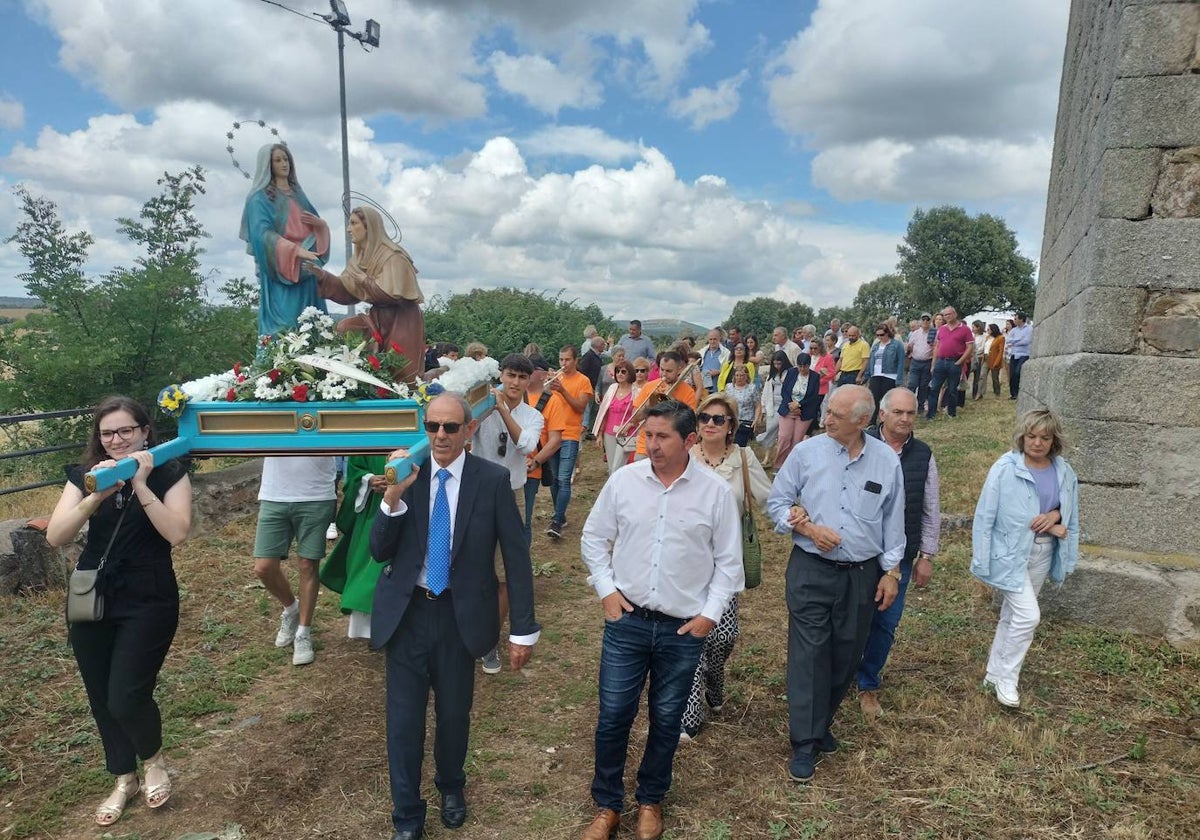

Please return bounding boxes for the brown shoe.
[581,808,620,840]
[860,689,883,718]
[635,803,664,840]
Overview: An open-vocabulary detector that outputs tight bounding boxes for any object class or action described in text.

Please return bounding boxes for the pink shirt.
[603,392,635,436]
[936,323,975,360]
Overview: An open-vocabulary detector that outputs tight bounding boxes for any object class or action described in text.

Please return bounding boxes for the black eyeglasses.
[424,421,464,434]
[497,430,508,457]
[697,412,730,426]
[99,425,140,442]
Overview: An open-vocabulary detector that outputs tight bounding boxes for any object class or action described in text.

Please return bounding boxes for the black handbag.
[65,498,128,624]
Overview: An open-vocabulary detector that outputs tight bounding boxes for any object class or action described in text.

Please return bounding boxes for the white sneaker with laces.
[480,647,502,674]
[275,607,300,648]
[326,522,339,540]
[292,634,315,666]
[995,681,1020,708]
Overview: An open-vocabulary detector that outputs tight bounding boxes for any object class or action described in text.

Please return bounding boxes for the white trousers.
[985,537,1054,688]
[602,433,632,478]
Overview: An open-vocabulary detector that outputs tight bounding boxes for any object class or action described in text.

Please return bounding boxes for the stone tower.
[1024,0,1200,645]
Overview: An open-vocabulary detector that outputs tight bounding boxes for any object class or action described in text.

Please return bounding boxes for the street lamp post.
[321,1,381,263]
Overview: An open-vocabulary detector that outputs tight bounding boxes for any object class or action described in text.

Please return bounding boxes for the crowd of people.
[53,143,1074,840]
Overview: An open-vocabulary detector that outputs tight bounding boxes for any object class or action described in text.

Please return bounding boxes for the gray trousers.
[785,546,879,752]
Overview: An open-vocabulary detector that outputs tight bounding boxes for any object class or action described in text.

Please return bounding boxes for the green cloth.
[319,455,387,614]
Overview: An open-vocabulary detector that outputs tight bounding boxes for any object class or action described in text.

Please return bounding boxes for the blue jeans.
[523,478,540,547]
[548,439,579,525]
[1009,355,1028,398]
[591,611,705,811]
[855,557,913,692]
[926,358,962,418]
[906,359,932,410]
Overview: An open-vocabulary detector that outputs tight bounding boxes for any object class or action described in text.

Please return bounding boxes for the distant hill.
[0,296,42,310]
[610,318,709,340]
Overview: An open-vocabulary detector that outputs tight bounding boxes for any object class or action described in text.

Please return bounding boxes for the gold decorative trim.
[299,413,316,430]
[317,409,419,432]
[196,411,298,434]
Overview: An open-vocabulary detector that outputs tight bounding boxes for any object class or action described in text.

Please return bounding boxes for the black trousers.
[385,591,475,833]
[785,547,878,754]
[867,376,897,424]
[69,565,179,776]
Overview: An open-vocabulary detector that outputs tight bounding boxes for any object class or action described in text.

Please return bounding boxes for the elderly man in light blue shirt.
[1006,311,1033,399]
[767,384,905,784]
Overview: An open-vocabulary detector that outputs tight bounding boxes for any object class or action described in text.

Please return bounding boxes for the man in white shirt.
[470,354,545,675]
[772,326,802,367]
[253,456,338,666]
[906,313,934,413]
[579,400,743,840]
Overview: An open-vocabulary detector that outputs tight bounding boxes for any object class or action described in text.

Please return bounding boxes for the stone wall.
[1024,0,1200,645]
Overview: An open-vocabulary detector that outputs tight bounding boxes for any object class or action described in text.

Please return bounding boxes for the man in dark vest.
[856,387,940,717]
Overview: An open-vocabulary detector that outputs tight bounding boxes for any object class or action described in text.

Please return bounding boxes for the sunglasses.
[497,430,508,457]
[633,368,649,373]
[616,369,631,376]
[424,421,464,434]
[697,412,730,426]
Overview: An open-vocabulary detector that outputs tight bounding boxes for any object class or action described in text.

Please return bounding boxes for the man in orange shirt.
[545,346,594,539]
[524,360,565,546]
[632,351,697,460]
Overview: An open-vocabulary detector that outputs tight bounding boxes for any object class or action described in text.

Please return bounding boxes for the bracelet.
[139,495,160,506]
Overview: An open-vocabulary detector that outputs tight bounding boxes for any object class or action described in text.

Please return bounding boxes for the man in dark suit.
[370,393,541,840]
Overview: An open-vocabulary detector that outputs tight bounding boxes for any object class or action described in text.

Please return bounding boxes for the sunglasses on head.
[424,421,464,434]
[697,412,730,426]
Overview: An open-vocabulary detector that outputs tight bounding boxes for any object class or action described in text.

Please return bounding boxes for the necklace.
[698,444,730,469]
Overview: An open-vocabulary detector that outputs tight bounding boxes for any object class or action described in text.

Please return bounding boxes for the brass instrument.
[615,361,698,446]
[541,368,567,393]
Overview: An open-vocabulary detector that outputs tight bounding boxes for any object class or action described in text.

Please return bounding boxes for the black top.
[579,349,603,387]
[66,458,189,573]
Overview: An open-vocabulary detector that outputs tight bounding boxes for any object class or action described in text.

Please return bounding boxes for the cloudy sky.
[0,0,1069,327]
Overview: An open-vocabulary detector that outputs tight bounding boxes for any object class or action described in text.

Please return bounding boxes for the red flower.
[233,361,242,375]
[371,330,384,344]
[376,387,391,398]
[367,354,381,371]
[236,373,247,383]
[389,342,403,355]
[225,387,236,402]
[293,383,310,402]
[267,368,282,384]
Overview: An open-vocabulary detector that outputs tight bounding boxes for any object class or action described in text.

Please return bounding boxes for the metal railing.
[0,408,90,496]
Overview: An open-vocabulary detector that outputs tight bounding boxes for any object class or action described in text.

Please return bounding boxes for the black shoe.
[441,791,468,829]
[788,750,814,783]
[817,731,839,758]
[391,828,424,840]
[546,521,563,539]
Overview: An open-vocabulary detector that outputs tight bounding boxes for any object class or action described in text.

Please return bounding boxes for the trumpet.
[542,368,567,393]
[616,361,698,446]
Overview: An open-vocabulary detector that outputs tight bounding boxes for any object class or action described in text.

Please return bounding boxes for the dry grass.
[1,396,1198,839]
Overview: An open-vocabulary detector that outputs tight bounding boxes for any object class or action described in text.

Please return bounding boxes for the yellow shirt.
[838,338,870,373]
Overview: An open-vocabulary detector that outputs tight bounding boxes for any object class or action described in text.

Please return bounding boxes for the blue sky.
[0,0,1069,326]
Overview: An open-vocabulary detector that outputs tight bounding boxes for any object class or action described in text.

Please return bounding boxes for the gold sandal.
[95,773,139,826]
[143,753,172,809]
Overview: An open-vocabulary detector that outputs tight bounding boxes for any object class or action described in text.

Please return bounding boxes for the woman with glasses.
[757,351,791,468]
[717,343,756,392]
[680,393,772,741]
[866,323,904,424]
[972,410,1079,709]
[593,359,642,476]
[815,333,838,427]
[723,364,761,446]
[744,333,765,374]
[597,346,627,397]
[775,353,822,468]
[46,396,192,827]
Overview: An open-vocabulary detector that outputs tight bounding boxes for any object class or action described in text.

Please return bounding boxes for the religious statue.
[239,143,330,338]
[309,206,425,382]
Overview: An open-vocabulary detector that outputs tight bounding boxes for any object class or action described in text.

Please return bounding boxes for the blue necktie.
[426,468,452,595]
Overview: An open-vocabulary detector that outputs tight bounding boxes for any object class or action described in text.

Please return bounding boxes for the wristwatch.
[883,567,902,581]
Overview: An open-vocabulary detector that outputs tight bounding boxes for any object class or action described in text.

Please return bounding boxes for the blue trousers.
[523,477,540,546]
[590,610,705,811]
[856,557,913,692]
[906,359,932,410]
[926,358,962,418]
[1009,356,1028,398]
[547,439,580,525]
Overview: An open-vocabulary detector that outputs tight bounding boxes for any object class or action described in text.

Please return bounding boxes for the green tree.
[724,297,817,341]
[852,272,919,326]
[897,206,1036,316]
[1,168,256,419]
[423,288,614,359]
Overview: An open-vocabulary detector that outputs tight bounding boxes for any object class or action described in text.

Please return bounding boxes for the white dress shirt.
[581,457,744,622]
[471,400,544,490]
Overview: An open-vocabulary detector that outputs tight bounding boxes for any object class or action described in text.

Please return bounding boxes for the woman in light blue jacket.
[866,323,905,423]
[971,409,1079,709]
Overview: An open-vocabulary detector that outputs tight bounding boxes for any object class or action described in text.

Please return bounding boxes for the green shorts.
[253,500,336,561]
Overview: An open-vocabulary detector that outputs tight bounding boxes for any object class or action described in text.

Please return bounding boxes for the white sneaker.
[275,607,300,648]
[995,681,1020,708]
[292,634,315,666]
[325,522,338,540]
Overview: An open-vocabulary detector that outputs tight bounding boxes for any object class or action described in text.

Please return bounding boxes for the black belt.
[801,548,879,570]
[415,586,450,601]
[625,600,688,623]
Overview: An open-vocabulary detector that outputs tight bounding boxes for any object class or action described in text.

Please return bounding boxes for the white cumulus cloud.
[668,71,748,129]
[518,126,641,164]
[0,97,24,130]
[488,52,603,114]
